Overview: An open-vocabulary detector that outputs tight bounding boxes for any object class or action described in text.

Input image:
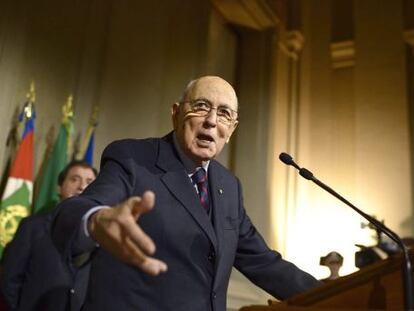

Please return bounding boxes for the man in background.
[319,251,343,282]
[1,160,97,311]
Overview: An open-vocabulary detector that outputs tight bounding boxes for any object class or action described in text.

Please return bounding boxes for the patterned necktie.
[191,168,210,213]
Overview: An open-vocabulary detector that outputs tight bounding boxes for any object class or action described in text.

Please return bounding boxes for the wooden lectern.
[240,248,414,310]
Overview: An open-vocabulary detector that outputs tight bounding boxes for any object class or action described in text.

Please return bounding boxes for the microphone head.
[279,152,294,165]
[299,168,314,180]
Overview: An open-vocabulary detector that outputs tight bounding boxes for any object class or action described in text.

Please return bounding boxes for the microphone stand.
[279,153,413,311]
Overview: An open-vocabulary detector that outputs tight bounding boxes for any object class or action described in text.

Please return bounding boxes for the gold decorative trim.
[211,0,279,30]
[278,30,305,60]
[403,29,414,47]
[330,40,355,69]
[62,95,74,124]
[26,81,36,103]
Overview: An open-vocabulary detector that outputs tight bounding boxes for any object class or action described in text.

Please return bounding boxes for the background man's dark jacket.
[1,214,89,311]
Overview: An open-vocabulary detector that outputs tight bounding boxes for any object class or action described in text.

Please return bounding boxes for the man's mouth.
[196,133,214,145]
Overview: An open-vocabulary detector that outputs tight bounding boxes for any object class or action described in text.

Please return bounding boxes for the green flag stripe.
[0,182,31,257]
[1,180,31,208]
[34,124,69,213]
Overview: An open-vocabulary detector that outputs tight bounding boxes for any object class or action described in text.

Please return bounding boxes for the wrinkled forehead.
[185,77,238,110]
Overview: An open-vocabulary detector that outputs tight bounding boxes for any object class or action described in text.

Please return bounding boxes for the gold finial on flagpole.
[62,95,74,158]
[23,81,36,119]
[62,95,74,124]
[26,81,36,103]
[90,105,99,127]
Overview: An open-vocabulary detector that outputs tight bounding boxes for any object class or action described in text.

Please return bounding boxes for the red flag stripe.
[9,130,33,181]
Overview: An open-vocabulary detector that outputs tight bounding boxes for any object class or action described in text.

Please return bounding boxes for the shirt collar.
[173,132,210,174]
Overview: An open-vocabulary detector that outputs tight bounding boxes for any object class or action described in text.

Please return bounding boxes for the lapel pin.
[218,189,223,195]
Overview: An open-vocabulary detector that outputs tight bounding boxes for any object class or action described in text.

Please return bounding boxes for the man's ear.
[57,185,62,196]
[226,120,238,143]
[171,103,180,129]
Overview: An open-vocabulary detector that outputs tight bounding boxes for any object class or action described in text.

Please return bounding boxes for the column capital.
[279,30,305,60]
[287,30,305,54]
[210,0,279,30]
[404,29,414,54]
[330,40,355,69]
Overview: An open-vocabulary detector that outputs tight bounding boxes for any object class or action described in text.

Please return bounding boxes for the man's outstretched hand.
[88,191,167,275]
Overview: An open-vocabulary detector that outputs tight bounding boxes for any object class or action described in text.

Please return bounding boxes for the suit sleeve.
[233,179,321,300]
[1,219,34,310]
[51,140,138,260]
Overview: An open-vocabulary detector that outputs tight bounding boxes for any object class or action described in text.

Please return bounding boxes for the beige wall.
[354,0,411,233]
[0,0,109,171]
[0,0,240,169]
[271,0,414,279]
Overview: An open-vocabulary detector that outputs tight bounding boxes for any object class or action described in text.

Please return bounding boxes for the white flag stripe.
[2,177,33,203]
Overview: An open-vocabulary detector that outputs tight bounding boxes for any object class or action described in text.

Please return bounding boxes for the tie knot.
[191,168,207,185]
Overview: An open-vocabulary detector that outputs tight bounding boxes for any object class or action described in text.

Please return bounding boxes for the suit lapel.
[156,134,218,251]
[161,172,217,250]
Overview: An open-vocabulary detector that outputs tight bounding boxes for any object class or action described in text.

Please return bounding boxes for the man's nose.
[204,107,218,126]
[79,180,89,192]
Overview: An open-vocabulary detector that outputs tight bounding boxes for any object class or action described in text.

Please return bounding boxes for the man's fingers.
[89,192,166,276]
[97,226,167,276]
[121,214,156,255]
[123,236,167,275]
[128,191,155,219]
[114,192,156,254]
[137,257,168,276]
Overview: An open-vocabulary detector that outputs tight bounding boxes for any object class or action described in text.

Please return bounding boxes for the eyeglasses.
[180,99,238,125]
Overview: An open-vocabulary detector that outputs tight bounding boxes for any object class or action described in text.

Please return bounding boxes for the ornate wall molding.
[278,30,305,60]
[210,0,280,30]
[404,29,414,54]
[330,40,355,69]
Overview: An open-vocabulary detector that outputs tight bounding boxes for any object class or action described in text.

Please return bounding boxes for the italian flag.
[0,105,35,258]
[34,118,72,214]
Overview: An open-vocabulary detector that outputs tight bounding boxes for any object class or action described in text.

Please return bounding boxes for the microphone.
[279,152,413,311]
[279,153,315,181]
[279,152,295,166]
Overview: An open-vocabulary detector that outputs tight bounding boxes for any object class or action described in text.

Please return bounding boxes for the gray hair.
[179,79,197,103]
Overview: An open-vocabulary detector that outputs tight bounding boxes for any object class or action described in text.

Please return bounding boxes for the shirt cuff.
[76,206,110,252]
[82,205,110,237]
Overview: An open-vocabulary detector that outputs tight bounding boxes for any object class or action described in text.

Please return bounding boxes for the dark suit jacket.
[52,132,320,311]
[1,214,89,311]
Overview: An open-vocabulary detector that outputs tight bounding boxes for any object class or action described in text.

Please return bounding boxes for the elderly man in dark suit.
[52,76,320,311]
[1,160,97,311]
